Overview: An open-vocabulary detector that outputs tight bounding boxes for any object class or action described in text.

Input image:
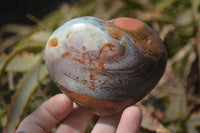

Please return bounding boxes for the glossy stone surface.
[45,17,167,116]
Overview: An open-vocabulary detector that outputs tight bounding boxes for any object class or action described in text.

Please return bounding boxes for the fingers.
[16,94,73,133]
[91,113,122,133]
[91,105,142,133]
[16,93,142,133]
[55,105,93,133]
[116,105,142,133]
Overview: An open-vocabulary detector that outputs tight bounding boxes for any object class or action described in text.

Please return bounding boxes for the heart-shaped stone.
[45,16,167,116]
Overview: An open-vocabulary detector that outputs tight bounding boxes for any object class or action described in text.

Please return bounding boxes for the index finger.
[116,105,142,133]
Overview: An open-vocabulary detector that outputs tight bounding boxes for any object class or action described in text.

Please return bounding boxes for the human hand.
[16,94,142,133]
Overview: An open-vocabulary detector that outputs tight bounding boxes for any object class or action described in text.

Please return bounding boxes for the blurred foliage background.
[0,0,200,132]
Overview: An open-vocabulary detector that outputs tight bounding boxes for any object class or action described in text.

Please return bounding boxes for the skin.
[16,94,142,133]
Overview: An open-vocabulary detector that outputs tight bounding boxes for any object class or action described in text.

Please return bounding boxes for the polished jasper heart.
[45,17,167,116]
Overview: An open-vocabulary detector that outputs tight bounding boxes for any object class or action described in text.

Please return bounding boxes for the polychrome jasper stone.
[45,17,167,116]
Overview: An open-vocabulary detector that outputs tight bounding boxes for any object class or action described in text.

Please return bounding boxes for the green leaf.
[175,9,193,26]
[0,58,4,70]
[13,31,50,52]
[3,64,48,133]
[0,54,41,72]
[186,112,200,133]
[0,33,47,82]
